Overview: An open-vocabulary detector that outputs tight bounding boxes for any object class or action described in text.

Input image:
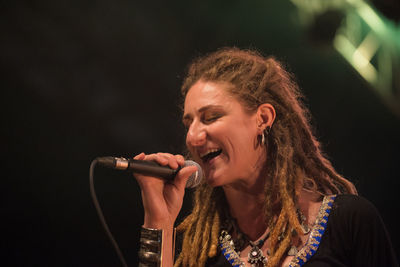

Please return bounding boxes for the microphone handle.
[96,157,180,180]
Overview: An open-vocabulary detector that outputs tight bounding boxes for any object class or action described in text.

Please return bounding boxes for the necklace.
[219,209,310,266]
[297,209,311,234]
[247,231,269,266]
[221,216,270,266]
[219,229,269,267]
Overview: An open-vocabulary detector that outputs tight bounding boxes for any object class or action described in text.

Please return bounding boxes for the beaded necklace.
[219,209,311,267]
[247,231,270,266]
[220,216,270,267]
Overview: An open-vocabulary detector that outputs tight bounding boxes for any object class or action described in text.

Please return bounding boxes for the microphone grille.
[184,160,203,188]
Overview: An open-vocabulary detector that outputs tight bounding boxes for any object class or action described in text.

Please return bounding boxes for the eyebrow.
[182,104,224,121]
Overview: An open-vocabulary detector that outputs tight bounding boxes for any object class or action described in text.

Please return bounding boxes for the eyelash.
[203,113,221,123]
[183,113,222,130]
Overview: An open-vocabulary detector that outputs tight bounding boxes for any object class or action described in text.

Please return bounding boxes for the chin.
[204,174,216,186]
[204,172,227,187]
[205,179,222,188]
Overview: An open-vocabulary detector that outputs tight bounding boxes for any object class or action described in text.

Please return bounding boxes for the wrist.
[143,216,175,230]
[138,226,176,267]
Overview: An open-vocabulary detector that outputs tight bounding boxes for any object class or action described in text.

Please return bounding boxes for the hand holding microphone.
[97,152,202,230]
[91,152,201,267]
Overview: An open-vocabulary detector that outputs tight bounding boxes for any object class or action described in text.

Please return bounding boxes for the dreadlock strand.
[176,214,192,233]
[208,209,220,258]
[196,187,222,266]
[270,153,291,252]
[174,254,182,267]
[269,210,287,256]
[198,210,214,266]
[279,171,304,237]
[188,190,213,266]
[179,184,213,266]
[268,227,292,267]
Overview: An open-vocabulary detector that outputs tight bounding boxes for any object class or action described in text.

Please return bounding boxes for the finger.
[174,154,185,167]
[174,165,198,190]
[135,152,181,169]
[140,153,169,166]
[155,153,180,169]
[132,153,164,181]
[134,152,146,160]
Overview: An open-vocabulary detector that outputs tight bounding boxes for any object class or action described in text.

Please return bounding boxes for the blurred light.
[350,0,386,34]
[333,33,378,84]
[291,0,400,117]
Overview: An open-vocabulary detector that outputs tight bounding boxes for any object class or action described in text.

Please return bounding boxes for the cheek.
[227,132,259,168]
[229,126,257,152]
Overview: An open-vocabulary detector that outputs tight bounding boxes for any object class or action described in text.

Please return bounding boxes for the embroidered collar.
[288,195,336,266]
[219,195,337,267]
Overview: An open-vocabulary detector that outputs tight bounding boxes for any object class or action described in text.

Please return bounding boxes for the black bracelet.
[138,227,163,267]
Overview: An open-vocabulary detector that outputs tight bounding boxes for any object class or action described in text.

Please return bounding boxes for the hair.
[174,47,357,267]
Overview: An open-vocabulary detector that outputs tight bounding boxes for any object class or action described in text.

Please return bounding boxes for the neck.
[221,148,270,241]
[223,179,268,241]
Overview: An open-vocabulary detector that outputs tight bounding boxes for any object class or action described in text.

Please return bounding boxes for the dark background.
[1,1,399,266]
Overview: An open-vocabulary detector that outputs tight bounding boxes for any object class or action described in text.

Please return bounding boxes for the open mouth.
[200,149,222,163]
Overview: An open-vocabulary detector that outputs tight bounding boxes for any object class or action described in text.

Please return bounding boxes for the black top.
[202,195,398,267]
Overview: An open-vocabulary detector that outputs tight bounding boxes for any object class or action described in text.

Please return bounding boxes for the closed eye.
[182,105,225,129]
[202,111,224,124]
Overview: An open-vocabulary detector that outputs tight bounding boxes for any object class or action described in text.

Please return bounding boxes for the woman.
[134,48,398,267]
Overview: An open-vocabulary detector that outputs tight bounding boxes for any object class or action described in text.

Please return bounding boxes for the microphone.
[96,157,203,188]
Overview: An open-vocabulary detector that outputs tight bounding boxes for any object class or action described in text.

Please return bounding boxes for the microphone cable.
[89,159,129,267]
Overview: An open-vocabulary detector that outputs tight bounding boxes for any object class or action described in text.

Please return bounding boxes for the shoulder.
[333,194,373,205]
[319,194,399,266]
[328,194,393,252]
[330,194,380,221]
[333,193,374,207]
[324,194,391,249]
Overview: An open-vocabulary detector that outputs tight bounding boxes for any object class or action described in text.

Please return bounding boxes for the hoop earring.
[261,126,271,146]
[261,132,266,146]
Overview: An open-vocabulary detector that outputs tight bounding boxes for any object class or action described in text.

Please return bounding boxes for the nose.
[186,120,206,147]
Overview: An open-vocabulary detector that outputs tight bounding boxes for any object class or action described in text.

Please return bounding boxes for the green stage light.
[291,0,400,117]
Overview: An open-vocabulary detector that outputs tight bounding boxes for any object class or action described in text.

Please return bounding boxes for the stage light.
[292,0,400,116]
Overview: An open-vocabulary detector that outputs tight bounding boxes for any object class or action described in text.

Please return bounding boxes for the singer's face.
[183,80,266,187]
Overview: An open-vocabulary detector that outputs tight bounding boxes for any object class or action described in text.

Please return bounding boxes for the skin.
[134,80,322,267]
[183,80,273,188]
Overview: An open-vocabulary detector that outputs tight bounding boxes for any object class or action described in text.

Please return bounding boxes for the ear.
[256,103,276,134]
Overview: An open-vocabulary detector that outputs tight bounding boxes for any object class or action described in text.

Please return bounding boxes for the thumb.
[174,165,198,190]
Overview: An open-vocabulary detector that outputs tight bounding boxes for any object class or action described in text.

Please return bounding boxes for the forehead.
[183,81,234,112]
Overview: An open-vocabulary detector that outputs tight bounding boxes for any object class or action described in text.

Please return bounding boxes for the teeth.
[200,149,220,158]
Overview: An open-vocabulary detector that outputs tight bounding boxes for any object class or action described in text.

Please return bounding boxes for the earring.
[261,132,266,145]
[261,126,271,146]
